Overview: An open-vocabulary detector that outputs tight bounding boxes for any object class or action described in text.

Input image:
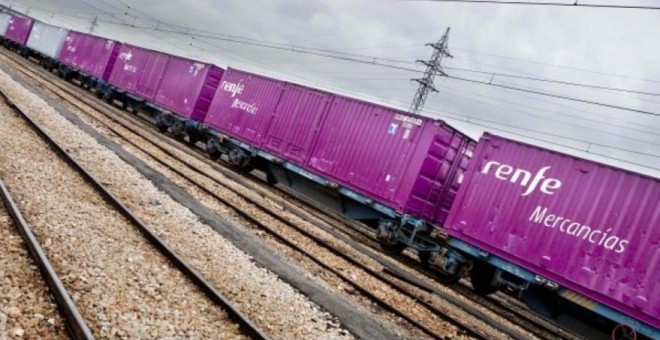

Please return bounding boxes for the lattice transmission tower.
[409,27,452,115]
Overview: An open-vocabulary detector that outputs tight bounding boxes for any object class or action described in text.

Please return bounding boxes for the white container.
[0,13,11,36]
[26,21,68,58]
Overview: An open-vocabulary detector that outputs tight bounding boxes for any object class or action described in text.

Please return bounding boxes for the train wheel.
[611,324,637,340]
[208,151,221,161]
[419,252,463,284]
[435,269,462,284]
[418,251,431,267]
[379,241,407,255]
[227,148,252,172]
[171,120,185,138]
[470,260,498,296]
[187,135,199,146]
[156,122,168,133]
[207,138,222,160]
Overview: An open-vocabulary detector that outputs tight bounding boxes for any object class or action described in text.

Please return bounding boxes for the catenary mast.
[409,27,452,115]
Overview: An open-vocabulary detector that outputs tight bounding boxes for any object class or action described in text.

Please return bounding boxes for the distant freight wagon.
[57,30,122,88]
[25,21,68,68]
[102,43,223,138]
[1,15,32,50]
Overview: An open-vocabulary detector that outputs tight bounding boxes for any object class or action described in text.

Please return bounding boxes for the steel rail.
[0,53,486,340]
[0,88,270,340]
[10,64,478,340]
[2,49,577,340]
[0,177,95,340]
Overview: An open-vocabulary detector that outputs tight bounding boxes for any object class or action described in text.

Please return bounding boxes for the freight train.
[0,12,657,340]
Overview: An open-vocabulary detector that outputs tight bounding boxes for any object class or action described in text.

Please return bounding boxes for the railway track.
[0,178,87,340]
[0,88,269,340]
[1,47,496,340]
[255,178,585,340]
[1,49,581,339]
[217,173,584,340]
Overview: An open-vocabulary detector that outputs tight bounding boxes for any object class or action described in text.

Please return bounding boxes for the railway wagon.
[1,15,32,50]
[0,12,10,37]
[204,68,474,255]
[57,30,122,88]
[445,133,659,339]
[103,43,223,138]
[25,21,68,68]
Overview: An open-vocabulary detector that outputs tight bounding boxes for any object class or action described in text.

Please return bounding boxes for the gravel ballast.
[0,55,464,339]
[0,93,245,339]
[0,197,68,340]
[0,64,357,340]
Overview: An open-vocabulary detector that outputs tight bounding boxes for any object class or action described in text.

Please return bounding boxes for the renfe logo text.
[481,161,561,196]
[221,80,244,98]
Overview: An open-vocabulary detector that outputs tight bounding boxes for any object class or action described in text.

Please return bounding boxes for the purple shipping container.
[445,133,659,328]
[109,44,222,120]
[154,56,224,121]
[5,15,33,45]
[58,31,121,80]
[205,68,473,221]
[134,51,168,99]
[108,44,152,95]
[308,95,474,222]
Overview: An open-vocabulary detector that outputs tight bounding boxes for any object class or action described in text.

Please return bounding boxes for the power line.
[97,0,660,92]
[104,9,660,96]
[485,78,660,134]
[434,83,660,142]
[445,66,660,97]
[21,5,660,119]
[30,2,660,101]
[447,75,660,116]
[15,3,659,171]
[398,0,660,10]
[84,16,660,117]
[76,13,660,116]
[452,47,660,84]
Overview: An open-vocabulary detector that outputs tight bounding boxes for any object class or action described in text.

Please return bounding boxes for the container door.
[404,129,473,223]
[136,52,169,101]
[155,57,209,118]
[262,85,331,165]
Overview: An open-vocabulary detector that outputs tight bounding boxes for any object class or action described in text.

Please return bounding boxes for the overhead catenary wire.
[79,0,660,96]
[447,75,660,116]
[451,47,660,84]
[14,1,660,102]
[433,83,660,141]
[10,0,660,89]
[34,5,660,141]
[64,18,660,117]
[474,79,660,134]
[444,66,660,97]
[397,0,660,10]
[7,2,659,172]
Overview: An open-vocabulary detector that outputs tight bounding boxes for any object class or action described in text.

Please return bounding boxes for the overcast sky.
[3,0,659,177]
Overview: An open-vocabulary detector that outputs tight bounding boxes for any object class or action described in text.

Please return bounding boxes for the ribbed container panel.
[446,133,659,328]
